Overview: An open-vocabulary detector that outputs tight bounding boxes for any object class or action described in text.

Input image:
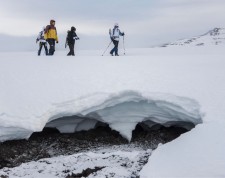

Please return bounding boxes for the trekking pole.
[123,36,126,55]
[102,41,112,56]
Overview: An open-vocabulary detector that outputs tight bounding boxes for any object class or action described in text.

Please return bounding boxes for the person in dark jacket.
[66,26,79,56]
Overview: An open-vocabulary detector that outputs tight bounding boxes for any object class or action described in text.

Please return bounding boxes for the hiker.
[36,26,48,56]
[66,26,79,56]
[109,23,125,56]
[44,20,58,55]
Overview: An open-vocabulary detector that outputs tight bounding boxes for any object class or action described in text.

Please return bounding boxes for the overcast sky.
[0,0,225,50]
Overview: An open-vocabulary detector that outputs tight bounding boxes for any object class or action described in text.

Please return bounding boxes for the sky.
[0,0,225,50]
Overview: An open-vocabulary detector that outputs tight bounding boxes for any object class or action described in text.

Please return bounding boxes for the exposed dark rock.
[66,167,105,178]
[0,123,189,169]
[0,175,9,178]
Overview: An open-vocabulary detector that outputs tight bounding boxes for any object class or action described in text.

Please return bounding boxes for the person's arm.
[119,30,125,36]
[109,29,114,41]
[73,32,79,40]
[66,31,69,42]
[55,27,59,43]
[36,32,41,43]
[44,25,49,39]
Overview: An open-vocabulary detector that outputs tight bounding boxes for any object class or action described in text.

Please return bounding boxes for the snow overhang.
[45,91,203,141]
[0,91,203,142]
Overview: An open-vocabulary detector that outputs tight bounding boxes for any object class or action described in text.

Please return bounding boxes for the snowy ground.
[0,147,151,178]
[1,46,225,177]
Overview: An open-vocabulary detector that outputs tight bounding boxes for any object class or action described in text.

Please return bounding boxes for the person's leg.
[51,40,55,55]
[67,44,72,56]
[47,40,52,55]
[110,40,117,55]
[115,41,119,56]
[38,42,43,56]
[71,43,75,56]
[44,42,48,55]
[48,39,55,55]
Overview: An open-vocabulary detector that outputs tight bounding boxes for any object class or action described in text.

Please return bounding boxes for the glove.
[122,32,125,36]
[75,37,80,40]
[56,41,59,43]
[36,39,39,43]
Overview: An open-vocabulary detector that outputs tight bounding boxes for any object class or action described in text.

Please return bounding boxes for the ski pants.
[38,42,48,56]
[67,43,75,56]
[110,40,119,55]
[47,39,56,56]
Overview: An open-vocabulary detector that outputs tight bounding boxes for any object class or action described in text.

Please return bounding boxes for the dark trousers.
[47,39,56,55]
[110,40,119,55]
[67,43,75,56]
[38,42,48,56]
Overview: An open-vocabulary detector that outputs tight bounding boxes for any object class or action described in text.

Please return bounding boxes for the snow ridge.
[0,91,202,142]
[162,27,225,47]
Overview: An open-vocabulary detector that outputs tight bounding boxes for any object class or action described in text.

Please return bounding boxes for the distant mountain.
[161,28,225,47]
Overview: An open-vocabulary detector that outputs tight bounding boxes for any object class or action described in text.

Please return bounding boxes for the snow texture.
[140,123,225,178]
[0,149,151,178]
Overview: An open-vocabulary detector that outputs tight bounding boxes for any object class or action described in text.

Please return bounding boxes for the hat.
[71,26,76,31]
[114,23,119,27]
[50,20,55,24]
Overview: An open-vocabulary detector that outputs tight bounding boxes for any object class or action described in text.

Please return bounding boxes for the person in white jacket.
[109,23,125,56]
[36,26,48,56]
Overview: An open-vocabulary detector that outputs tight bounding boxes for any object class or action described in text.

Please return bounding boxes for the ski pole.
[123,36,126,55]
[102,41,112,56]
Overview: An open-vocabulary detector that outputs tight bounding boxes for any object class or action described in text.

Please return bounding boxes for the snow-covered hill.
[162,27,225,47]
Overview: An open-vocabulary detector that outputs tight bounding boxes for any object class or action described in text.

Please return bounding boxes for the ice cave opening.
[32,114,198,147]
[30,91,203,144]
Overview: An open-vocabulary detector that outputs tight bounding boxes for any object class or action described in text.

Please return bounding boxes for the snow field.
[1,45,225,177]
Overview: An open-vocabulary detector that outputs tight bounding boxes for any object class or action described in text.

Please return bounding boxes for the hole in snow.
[44,115,108,133]
[31,121,126,143]
[41,91,202,141]
[34,114,196,146]
[131,122,190,149]
[34,93,201,149]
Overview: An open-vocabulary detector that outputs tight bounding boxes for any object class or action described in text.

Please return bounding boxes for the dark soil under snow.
[0,124,188,169]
